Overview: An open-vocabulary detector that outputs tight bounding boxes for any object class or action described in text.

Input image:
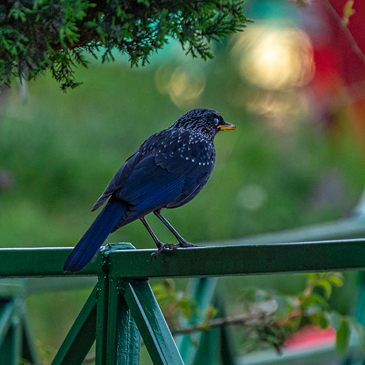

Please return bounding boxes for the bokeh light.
[237,184,268,211]
[231,25,315,90]
[155,65,206,109]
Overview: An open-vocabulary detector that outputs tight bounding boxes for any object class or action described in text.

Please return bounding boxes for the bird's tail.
[63,197,127,272]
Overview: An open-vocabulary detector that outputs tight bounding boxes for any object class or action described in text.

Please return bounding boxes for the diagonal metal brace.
[123,280,184,365]
[51,286,97,365]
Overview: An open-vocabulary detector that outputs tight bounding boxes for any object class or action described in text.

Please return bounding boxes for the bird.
[63,108,236,272]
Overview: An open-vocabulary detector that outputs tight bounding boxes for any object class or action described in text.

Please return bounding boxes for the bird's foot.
[151,243,178,258]
[178,241,197,248]
[151,242,197,258]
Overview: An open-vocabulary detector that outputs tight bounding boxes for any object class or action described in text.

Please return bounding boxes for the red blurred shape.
[284,325,336,352]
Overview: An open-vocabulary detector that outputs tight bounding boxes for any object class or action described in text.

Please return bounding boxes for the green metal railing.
[1,236,365,364]
[3,237,365,279]
[2,205,365,364]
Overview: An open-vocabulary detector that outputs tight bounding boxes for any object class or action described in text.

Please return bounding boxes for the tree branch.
[320,0,365,65]
[1,0,249,90]
[172,311,269,336]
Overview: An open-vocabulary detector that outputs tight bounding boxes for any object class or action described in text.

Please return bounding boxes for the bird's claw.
[151,243,178,258]
[151,242,198,258]
[178,241,197,248]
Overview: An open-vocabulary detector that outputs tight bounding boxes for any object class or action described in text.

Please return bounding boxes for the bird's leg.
[154,210,197,248]
[140,217,177,257]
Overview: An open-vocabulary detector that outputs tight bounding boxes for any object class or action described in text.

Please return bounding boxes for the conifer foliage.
[0,1,248,90]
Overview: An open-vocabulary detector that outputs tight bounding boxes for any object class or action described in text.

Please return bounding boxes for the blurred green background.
[1,1,365,363]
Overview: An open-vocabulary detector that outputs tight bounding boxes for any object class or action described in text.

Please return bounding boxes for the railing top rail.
[1,238,365,278]
[0,247,98,277]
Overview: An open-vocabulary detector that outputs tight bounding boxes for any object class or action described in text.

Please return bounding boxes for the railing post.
[106,243,184,364]
[176,277,218,364]
[105,277,140,364]
[123,280,185,365]
[96,243,141,365]
[95,269,109,364]
[0,280,41,365]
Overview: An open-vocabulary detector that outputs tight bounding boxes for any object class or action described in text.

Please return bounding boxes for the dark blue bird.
[64,109,236,272]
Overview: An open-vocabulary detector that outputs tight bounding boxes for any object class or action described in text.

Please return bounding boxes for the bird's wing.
[92,129,187,212]
[115,154,185,210]
[91,151,143,211]
[114,130,190,209]
[93,128,215,214]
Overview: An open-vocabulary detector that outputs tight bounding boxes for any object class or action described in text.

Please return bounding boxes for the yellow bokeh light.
[155,66,206,109]
[231,26,315,90]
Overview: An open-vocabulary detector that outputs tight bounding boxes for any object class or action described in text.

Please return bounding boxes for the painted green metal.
[2,212,365,365]
[106,277,120,364]
[123,280,184,365]
[343,271,365,365]
[106,278,140,364]
[354,272,365,327]
[0,300,15,365]
[177,211,365,365]
[176,277,218,364]
[0,247,98,277]
[114,291,140,365]
[51,286,97,365]
[0,323,15,365]
[12,301,22,365]
[97,242,140,365]
[0,300,14,346]
[96,270,109,365]
[212,296,237,365]
[0,299,24,365]
[193,326,221,365]
[0,214,362,276]
[184,291,237,365]
[106,238,365,279]
[0,294,40,365]
[1,237,365,365]
[220,324,237,365]
[1,238,365,279]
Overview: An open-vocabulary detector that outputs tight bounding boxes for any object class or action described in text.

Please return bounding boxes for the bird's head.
[172,109,236,139]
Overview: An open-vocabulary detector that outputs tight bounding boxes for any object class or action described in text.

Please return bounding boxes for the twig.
[172,311,269,336]
[320,0,365,65]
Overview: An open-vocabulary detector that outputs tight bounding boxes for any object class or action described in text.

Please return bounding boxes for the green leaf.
[309,313,328,329]
[325,311,342,331]
[301,293,329,310]
[317,279,332,299]
[302,273,318,282]
[137,0,150,5]
[305,304,323,316]
[319,314,328,329]
[336,318,350,355]
[327,275,343,287]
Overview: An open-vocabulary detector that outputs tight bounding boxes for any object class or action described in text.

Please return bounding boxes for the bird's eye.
[214,118,219,125]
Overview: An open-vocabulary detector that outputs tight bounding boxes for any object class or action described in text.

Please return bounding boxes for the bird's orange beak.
[218,121,236,130]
